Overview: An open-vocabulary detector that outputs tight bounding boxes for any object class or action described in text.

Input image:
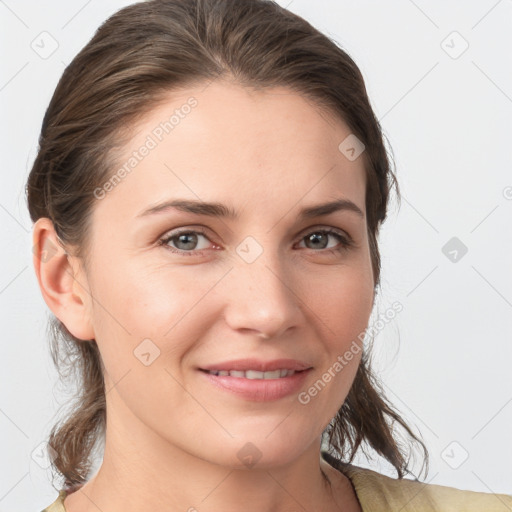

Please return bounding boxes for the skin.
[33,80,375,512]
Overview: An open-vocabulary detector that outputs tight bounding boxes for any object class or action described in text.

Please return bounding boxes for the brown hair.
[26,0,428,489]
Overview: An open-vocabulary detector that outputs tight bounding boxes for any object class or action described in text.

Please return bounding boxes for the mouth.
[199,358,312,374]
[199,368,305,379]
[199,360,313,402]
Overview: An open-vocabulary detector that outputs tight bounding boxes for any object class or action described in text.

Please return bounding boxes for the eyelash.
[158,226,354,257]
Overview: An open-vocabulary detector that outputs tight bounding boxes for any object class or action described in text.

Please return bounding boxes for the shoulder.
[40,489,67,512]
[322,452,512,512]
[346,464,512,511]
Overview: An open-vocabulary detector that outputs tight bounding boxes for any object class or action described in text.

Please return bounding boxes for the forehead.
[99,80,367,221]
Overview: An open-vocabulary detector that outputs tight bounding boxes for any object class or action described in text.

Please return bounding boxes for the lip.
[198,359,314,402]
[199,358,313,372]
[199,367,312,402]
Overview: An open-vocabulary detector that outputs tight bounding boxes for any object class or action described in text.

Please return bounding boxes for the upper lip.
[199,358,313,372]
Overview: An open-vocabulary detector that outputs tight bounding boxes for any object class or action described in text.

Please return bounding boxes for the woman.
[27,0,511,510]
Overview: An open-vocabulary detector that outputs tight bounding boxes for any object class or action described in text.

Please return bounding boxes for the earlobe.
[32,217,95,341]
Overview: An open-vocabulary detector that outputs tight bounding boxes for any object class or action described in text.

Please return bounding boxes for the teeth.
[206,369,296,379]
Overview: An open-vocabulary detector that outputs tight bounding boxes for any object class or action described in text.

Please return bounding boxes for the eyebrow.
[136,198,364,220]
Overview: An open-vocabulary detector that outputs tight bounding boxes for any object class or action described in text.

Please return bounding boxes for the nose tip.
[223,256,304,341]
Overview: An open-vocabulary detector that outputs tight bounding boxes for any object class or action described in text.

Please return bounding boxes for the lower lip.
[199,369,312,402]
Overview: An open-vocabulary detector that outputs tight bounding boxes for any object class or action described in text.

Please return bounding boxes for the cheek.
[88,261,215,379]
[306,265,373,399]
[312,264,374,344]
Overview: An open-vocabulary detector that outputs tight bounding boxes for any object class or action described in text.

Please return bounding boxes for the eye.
[296,228,354,254]
[159,227,215,256]
[158,226,354,256]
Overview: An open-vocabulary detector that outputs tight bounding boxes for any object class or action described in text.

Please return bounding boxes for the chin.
[198,430,317,470]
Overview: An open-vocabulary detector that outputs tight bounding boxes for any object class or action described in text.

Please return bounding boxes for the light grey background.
[1,0,511,510]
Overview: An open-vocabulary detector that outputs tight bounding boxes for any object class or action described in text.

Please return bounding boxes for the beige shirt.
[41,454,512,512]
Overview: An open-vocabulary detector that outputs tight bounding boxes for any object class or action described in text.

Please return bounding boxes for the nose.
[222,253,304,341]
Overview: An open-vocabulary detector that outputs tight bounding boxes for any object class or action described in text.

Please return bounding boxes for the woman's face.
[78,81,375,468]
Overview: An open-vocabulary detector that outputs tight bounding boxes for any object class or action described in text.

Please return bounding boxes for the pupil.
[308,233,327,249]
[177,233,197,249]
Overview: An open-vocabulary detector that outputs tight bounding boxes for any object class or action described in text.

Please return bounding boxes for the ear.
[32,217,95,341]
